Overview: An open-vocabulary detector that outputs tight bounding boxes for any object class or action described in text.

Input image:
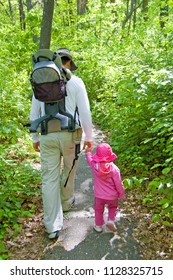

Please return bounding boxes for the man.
[30,48,93,239]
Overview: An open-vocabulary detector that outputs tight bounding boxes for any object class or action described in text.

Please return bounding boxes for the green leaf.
[158,198,170,205]
[123,178,133,189]
[158,183,164,193]
[151,164,162,170]
[0,243,7,254]
[162,221,170,226]
[162,202,170,209]
[167,212,173,219]
[153,139,159,146]
[152,214,161,222]
[162,167,171,174]
[148,180,160,193]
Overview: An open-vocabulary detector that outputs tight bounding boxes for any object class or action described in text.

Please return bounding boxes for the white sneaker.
[93,225,103,233]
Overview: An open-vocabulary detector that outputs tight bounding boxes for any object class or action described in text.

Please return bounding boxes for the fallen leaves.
[123,189,173,260]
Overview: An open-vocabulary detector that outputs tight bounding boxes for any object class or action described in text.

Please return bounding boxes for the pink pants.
[94,197,118,226]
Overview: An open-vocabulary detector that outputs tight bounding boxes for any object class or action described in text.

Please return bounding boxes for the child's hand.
[84,145,92,153]
[85,147,92,153]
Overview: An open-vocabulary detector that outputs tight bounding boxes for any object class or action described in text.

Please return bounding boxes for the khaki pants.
[40,131,79,233]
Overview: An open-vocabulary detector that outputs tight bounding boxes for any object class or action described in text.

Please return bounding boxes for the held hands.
[33,142,40,152]
[83,141,93,153]
[33,141,93,153]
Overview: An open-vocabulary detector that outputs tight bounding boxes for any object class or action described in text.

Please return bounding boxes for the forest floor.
[6,126,173,260]
[7,190,173,260]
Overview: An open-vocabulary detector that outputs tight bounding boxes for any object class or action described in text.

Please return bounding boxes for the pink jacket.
[86,152,125,200]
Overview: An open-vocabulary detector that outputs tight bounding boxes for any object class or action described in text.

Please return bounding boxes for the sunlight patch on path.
[59,215,94,251]
[58,210,129,252]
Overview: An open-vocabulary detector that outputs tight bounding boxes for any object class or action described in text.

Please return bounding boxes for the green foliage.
[0,0,173,258]
[0,1,43,259]
[59,1,173,227]
[0,139,41,259]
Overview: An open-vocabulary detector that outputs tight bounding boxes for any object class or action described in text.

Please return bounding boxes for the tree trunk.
[142,0,149,21]
[122,0,142,31]
[68,0,74,25]
[160,0,168,29]
[77,0,88,15]
[132,0,137,30]
[26,0,32,11]
[18,0,26,30]
[8,0,13,20]
[110,0,118,24]
[39,0,54,49]
[25,0,39,12]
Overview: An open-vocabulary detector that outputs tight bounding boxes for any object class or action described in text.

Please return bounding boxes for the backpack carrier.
[29,49,75,134]
[26,49,82,187]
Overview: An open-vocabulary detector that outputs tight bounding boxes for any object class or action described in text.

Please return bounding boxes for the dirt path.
[7,126,173,260]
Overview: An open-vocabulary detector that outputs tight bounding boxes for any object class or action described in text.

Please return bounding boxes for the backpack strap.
[32,49,62,68]
[74,106,81,126]
[34,55,51,63]
[32,53,57,63]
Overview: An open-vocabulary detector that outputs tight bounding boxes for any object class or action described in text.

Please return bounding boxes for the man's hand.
[33,142,40,152]
[83,141,93,152]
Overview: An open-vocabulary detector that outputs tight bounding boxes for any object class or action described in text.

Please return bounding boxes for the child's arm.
[85,149,94,168]
[112,166,125,199]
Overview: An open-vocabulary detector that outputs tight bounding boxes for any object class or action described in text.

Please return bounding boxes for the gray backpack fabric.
[31,49,70,102]
[29,49,75,134]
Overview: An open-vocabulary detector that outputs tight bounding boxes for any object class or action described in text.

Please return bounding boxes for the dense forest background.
[0,0,173,259]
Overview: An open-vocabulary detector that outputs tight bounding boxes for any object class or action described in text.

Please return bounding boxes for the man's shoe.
[63,198,75,212]
[48,230,59,239]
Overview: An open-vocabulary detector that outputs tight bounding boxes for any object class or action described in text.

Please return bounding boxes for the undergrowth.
[0,137,41,260]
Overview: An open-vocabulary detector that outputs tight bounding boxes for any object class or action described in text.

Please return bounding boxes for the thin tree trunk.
[8,0,13,20]
[18,0,26,30]
[132,0,137,30]
[160,0,168,29]
[77,0,88,15]
[39,0,54,49]
[122,0,142,30]
[142,0,149,21]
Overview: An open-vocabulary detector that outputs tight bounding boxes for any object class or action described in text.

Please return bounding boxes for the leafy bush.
[0,0,173,259]
[0,139,41,260]
[0,8,42,259]
[83,33,173,226]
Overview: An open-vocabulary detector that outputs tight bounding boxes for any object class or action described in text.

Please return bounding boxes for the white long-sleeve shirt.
[30,74,93,143]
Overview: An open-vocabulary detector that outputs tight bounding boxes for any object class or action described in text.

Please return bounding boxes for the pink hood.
[95,162,113,175]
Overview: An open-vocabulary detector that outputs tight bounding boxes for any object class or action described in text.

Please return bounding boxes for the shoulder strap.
[74,106,81,126]
[32,49,62,69]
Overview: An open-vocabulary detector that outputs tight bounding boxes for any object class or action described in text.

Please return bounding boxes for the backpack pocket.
[32,80,66,102]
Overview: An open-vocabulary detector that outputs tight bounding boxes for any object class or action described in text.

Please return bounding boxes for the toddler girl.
[86,143,125,232]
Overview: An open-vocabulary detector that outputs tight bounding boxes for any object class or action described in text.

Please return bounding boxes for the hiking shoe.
[93,225,103,233]
[48,230,59,239]
[106,221,116,232]
[63,198,75,212]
